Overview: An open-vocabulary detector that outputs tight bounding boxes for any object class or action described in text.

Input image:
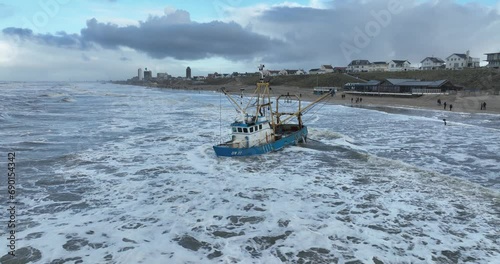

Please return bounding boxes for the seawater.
[0,82,498,263]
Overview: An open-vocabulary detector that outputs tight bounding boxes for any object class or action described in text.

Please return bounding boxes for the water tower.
[138,68,143,81]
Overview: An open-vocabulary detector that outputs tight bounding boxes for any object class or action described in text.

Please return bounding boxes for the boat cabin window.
[259,124,263,129]
[243,128,248,133]
[255,126,259,131]
[238,128,242,133]
[232,127,237,132]
[250,127,254,133]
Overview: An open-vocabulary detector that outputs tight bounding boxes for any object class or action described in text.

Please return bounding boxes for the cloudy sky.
[0,0,499,81]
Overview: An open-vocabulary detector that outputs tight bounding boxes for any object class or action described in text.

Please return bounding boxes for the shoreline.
[117,82,500,115]
[175,84,500,115]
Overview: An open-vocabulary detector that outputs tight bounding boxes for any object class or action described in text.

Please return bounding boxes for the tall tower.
[186,66,191,79]
[143,67,152,80]
[138,68,143,81]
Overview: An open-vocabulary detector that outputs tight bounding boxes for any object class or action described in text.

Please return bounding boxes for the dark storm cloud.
[2,27,87,49]
[2,9,281,61]
[2,1,499,67]
[79,10,283,60]
[256,0,500,65]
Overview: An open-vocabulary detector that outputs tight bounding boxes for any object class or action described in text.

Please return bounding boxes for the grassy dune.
[200,68,500,91]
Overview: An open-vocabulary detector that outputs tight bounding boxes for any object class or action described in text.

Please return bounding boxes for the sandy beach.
[180,84,500,115]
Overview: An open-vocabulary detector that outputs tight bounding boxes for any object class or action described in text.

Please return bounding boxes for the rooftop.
[421,57,445,63]
[384,79,449,87]
[448,53,468,59]
[349,60,371,66]
[389,60,410,64]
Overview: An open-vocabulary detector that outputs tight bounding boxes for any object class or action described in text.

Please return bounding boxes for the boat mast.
[257,65,275,130]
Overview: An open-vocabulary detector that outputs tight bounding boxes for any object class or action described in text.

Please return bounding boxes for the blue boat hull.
[213,126,308,157]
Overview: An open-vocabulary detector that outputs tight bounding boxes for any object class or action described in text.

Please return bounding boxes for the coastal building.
[309,68,325,74]
[380,79,455,93]
[138,68,143,81]
[268,70,280,76]
[344,80,381,91]
[157,72,168,80]
[320,65,334,73]
[238,72,250,77]
[445,51,480,70]
[369,62,388,72]
[278,69,306,75]
[333,67,347,73]
[347,60,371,72]
[387,60,411,71]
[485,52,500,68]
[345,79,457,94]
[186,67,192,79]
[143,68,152,80]
[295,69,306,75]
[207,72,220,79]
[279,69,291,75]
[420,57,445,70]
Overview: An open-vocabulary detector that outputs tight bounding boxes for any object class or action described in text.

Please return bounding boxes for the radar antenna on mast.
[258,64,265,80]
[259,64,271,81]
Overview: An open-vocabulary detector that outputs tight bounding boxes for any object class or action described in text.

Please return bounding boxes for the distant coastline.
[112,68,500,115]
[112,79,500,115]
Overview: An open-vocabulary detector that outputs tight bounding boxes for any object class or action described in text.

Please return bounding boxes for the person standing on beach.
[437,99,441,105]
[483,102,487,110]
[449,104,453,111]
[444,102,447,110]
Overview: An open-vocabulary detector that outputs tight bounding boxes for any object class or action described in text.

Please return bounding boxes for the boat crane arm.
[220,87,246,114]
[277,90,333,125]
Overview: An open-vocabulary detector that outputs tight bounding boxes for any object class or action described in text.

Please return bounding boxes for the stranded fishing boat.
[213,65,334,157]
